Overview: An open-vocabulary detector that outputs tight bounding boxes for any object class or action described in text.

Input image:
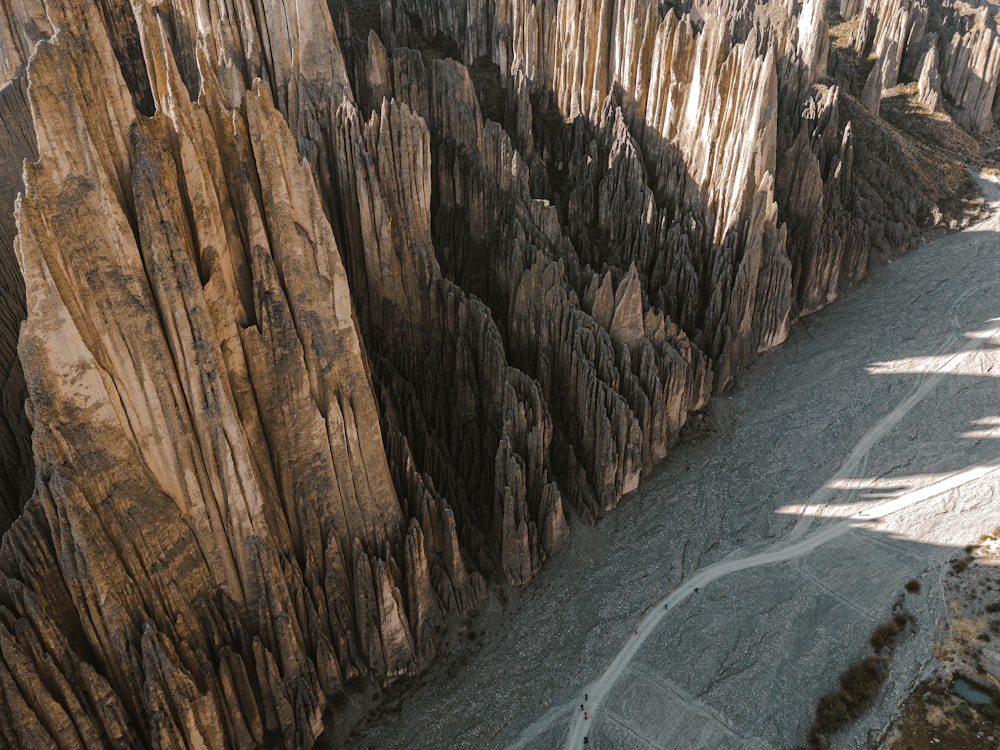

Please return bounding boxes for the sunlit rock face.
[845,0,1000,134]
[0,0,993,747]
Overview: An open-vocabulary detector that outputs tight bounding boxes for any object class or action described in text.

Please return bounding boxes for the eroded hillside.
[0,0,996,747]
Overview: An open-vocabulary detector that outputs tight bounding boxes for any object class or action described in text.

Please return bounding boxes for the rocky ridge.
[0,0,994,748]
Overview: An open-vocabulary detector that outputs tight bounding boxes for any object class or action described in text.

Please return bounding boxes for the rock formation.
[0,0,994,747]
[1,3,483,747]
[919,43,945,111]
[843,0,1000,133]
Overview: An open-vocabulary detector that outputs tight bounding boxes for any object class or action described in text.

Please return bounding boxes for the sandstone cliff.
[0,0,993,747]
[2,3,482,746]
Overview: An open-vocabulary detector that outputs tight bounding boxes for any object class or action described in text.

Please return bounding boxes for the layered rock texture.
[839,0,1000,133]
[0,0,994,747]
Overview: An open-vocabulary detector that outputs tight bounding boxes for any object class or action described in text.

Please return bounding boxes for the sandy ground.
[342,172,1000,749]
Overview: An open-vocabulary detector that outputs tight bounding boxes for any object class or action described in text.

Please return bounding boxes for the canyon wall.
[0,0,994,747]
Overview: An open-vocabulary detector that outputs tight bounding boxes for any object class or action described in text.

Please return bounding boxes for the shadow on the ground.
[775,302,1000,541]
[492,226,1000,750]
[344,216,1000,750]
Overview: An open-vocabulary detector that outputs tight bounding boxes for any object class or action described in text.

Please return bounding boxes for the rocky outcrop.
[844,0,1000,134]
[0,0,995,747]
[919,43,945,111]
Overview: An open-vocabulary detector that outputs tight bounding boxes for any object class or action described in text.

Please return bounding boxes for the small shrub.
[952,557,969,574]
[805,656,887,746]
[813,689,851,734]
[869,613,913,652]
[839,656,885,704]
[985,601,1000,614]
[803,607,918,747]
[905,578,921,593]
[870,622,900,652]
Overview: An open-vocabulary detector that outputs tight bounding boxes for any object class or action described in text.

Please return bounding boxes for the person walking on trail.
[585,693,588,701]
[584,738,589,745]
[584,712,588,720]
[580,704,584,711]
[633,629,637,635]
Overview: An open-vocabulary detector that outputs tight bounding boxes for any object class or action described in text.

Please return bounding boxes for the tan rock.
[918,43,944,112]
[0,0,992,746]
[862,53,885,114]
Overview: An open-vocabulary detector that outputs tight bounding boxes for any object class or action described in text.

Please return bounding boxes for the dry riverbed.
[340,174,1000,749]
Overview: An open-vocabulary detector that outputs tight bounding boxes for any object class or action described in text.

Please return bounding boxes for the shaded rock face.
[0,0,993,747]
[0,73,33,526]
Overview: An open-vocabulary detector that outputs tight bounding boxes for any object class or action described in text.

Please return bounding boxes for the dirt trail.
[541,171,1000,749]
[349,174,1000,750]
[540,171,1000,750]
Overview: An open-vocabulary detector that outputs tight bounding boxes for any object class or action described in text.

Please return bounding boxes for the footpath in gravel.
[345,173,1000,749]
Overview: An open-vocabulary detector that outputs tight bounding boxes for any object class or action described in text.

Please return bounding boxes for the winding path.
[503,172,1000,750]
[351,172,1000,750]
[558,458,1000,749]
